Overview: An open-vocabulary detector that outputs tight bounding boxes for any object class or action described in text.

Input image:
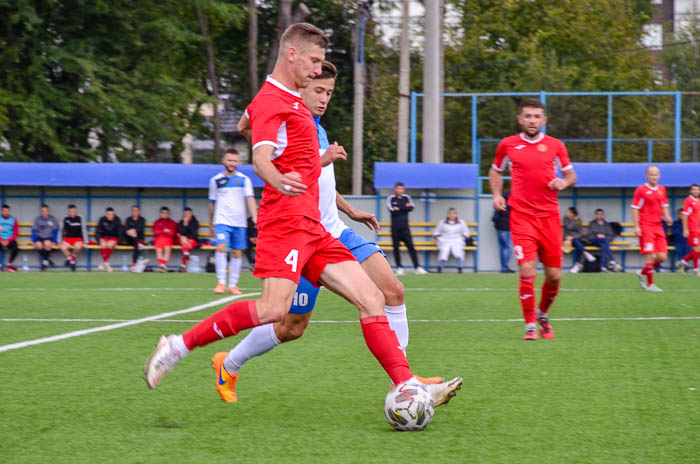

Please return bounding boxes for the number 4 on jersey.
[285,249,299,272]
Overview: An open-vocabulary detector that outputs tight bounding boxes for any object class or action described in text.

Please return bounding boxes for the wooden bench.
[374,221,479,252]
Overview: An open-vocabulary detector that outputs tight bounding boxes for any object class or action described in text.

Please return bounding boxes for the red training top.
[681,195,700,232]
[631,183,669,225]
[153,218,179,240]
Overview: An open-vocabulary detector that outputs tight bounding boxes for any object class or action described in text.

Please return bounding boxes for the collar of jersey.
[519,132,545,144]
[266,75,301,98]
[645,183,659,191]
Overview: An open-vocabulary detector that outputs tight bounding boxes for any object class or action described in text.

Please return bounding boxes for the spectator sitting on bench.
[32,204,59,271]
[58,204,88,272]
[563,206,595,274]
[433,208,470,274]
[153,206,178,272]
[178,207,200,272]
[0,204,19,272]
[587,208,621,272]
[124,205,147,272]
[95,207,122,272]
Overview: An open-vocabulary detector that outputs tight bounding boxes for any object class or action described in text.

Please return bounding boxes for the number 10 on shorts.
[285,249,299,272]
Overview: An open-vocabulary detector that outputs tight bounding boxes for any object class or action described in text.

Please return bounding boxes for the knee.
[216,244,227,253]
[382,278,405,306]
[276,320,307,342]
[657,253,667,262]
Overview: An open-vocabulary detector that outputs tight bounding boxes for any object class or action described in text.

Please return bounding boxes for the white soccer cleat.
[635,270,647,290]
[424,376,463,407]
[646,284,663,292]
[144,335,182,390]
[395,267,405,276]
[414,266,428,275]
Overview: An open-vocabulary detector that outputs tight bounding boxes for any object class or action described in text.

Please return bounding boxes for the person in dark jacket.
[178,207,200,272]
[123,205,146,271]
[58,204,88,271]
[587,208,621,272]
[492,191,514,273]
[245,216,258,271]
[386,182,426,275]
[563,206,595,273]
[95,207,122,272]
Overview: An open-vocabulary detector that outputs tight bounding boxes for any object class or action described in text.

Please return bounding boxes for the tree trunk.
[247,0,258,96]
[264,0,293,76]
[194,0,221,160]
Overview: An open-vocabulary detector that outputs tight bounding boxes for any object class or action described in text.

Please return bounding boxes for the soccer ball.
[384,382,435,431]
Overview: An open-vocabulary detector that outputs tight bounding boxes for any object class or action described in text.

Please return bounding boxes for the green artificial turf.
[0,271,698,463]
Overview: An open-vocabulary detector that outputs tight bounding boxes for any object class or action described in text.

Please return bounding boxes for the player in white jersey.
[433,208,471,273]
[208,148,258,295]
[213,61,443,402]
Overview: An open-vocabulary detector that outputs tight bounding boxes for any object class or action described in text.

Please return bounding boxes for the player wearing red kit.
[631,166,673,292]
[143,23,462,408]
[489,99,577,340]
[677,184,700,275]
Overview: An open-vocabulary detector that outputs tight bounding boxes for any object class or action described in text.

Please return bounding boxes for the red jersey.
[493,133,572,217]
[631,183,669,225]
[247,76,321,226]
[681,195,700,233]
[153,218,179,239]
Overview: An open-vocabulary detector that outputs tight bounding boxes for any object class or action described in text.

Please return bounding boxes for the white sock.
[526,322,537,331]
[215,251,228,285]
[169,334,190,358]
[224,323,281,374]
[228,256,242,288]
[384,304,409,355]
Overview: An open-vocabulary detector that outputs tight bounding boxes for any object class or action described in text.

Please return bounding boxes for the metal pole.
[396,0,410,163]
[606,94,613,163]
[674,91,682,162]
[471,95,478,164]
[352,5,366,194]
[540,90,547,134]
[410,92,417,163]
[422,0,442,163]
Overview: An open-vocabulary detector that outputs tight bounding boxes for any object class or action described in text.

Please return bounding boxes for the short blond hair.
[280,23,328,53]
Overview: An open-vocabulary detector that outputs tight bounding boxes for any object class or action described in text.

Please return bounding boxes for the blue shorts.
[214,224,247,251]
[288,228,385,315]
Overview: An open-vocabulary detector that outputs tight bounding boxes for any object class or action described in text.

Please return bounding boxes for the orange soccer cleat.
[213,283,226,294]
[522,329,539,341]
[211,352,239,403]
[229,286,243,295]
[538,318,555,339]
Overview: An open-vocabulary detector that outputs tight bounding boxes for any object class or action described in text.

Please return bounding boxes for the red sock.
[642,262,655,286]
[361,316,412,385]
[686,250,700,269]
[100,248,109,262]
[182,253,189,266]
[105,248,114,260]
[519,275,536,324]
[182,300,260,350]
[538,281,560,314]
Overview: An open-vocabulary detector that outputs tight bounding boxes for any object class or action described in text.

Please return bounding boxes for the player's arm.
[320,143,348,167]
[489,167,507,212]
[237,112,252,142]
[208,201,215,237]
[336,191,379,231]
[680,211,689,237]
[662,205,673,227]
[548,166,577,191]
[246,197,258,224]
[252,144,307,196]
[631,207,641,237]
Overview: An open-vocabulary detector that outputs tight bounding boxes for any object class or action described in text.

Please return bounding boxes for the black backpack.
[205,252,216,273]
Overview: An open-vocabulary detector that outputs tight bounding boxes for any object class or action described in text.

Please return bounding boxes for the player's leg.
[535,214,563,339]
[162,245,172,269]
[43,240,55,267]
[227,226,247,294]
[213,224,230,293]
[436,240,449,273]
[7,240,18,270]
[510,210,541,340]
[33,240,46,270]
[60,240,71,259]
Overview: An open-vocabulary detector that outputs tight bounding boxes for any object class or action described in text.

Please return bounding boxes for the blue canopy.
[374,162,479,189]
[572,163,700,188]
[0,162,264,188]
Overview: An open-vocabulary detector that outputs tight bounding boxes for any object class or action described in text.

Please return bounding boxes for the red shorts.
[639,224,667,254]
[100,238,118,245]
[181,237,198,252]
[154,236,174,249]
[253,216,356,286]
[509,209,563,268]
[688,230,700,248]
[63,237,84,247]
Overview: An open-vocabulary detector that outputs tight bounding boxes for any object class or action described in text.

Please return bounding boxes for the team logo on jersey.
[514,144,526,150]
[293,102,299,110]
[216,177,229,188]
[537,144,547,152]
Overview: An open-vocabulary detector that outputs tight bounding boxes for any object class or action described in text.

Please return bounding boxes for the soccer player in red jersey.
[677,184,700,275]
[489,99,577,340]
[152,206,179,272]
[631,166,673,292]
[143,23,462,407]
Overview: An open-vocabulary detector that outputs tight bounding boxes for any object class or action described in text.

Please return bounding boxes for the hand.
[597,234,605,239]
[393,206,399,211]
[348,208,380,232]
[634,226,642,237]
[665,216,673,227]
[251,217,257,225]
[320,142,348,165]
[277,171,307,196]
[493,195,507,211]
[0,239,6,247]
[180,236,189,247]
[249,237,257,245]
[548,178,568,190]
[683,228,689,238]
[126,229,137,238]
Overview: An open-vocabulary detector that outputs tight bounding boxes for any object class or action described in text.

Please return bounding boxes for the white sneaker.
[144,335,182,390]
[414,266,428,275]
[676,260,688,274]
[425,377,463,407]
[635,269,647,289]
[104,262,113,273]
[570,263,582,273]
[97,263,105,271]
[646,284,663,292]
[395,267,405,275]
[584,252,596,263]
[133,258,149,273]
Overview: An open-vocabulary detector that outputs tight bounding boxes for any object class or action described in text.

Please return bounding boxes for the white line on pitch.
[1,287,261,291]
[0,292,261,354]
[2,315,699,324]
[4,287,700,293]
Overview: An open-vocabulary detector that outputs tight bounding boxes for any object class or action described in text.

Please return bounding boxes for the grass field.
[1,271,699,463]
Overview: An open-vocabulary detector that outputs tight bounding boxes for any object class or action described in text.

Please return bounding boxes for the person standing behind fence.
[124,205,147,272]
[178,207,200,272]
[433,208,470,274]
[32,204,59,271]
[387,182,427,275]
[208,148,258,295]
[0,204,19,272]
[58,204,88,272]
[492,192,514,273]
[95,207,122,272]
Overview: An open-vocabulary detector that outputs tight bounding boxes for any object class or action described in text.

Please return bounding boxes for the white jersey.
[318,148,349,238]
[433,219,470,241]
[209,171,254,227]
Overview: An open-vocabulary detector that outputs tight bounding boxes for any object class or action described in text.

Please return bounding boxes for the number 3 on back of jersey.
[285,249,299,272]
